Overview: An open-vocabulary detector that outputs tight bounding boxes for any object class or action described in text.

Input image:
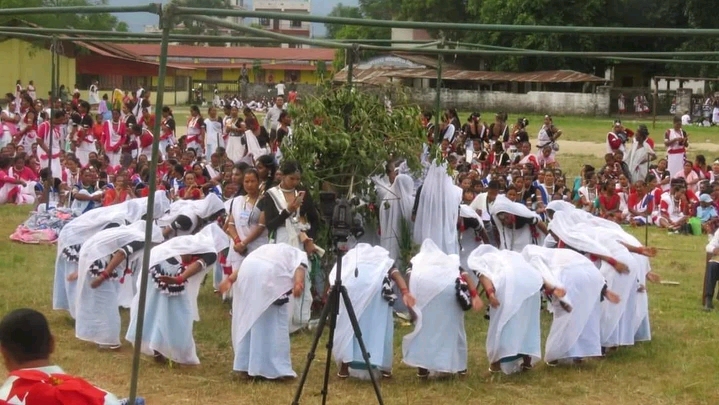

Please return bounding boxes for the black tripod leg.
[291,287,336,405]
[320,287,341,405]
[338,286,385,405]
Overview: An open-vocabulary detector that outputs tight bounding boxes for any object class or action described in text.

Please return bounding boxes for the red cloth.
[607,132,622,151]
[6,369,106,405]
[600,193,620,210]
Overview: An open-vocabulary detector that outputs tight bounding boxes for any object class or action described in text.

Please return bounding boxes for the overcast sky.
[107,0,357,37]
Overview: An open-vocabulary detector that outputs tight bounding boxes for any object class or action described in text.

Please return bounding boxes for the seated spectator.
[0,308,127,404]
[102,173,135,206]
[599,181,623,223]
[657,184,690,233]
[698,194,719,234]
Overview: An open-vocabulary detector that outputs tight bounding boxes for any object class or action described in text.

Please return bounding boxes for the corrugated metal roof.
[389,53,464,70]
[334,67,607,84]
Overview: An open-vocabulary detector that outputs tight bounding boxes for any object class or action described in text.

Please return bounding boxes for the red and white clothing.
[0,169,22,204]
[617,94,626,113]
[103,120,126,166]
[37,121,62,177]
[7,167,36,205]
[0,365,122,405]
[1,110,18,148]
[537,152,558,169]
[18,123,38,152]
[658,192,688,225]
[159,115,176,158]
[204,116,224,158]
[27,84,36,100]
[137,128,154,161]
[62,168,81,191]
[606,129,633,154]
[518,153,540,172]
[186,115,205,155]
[664,128,686,176]
[673,169,699,194]
[624,192,654,224]
[75,115,98,167]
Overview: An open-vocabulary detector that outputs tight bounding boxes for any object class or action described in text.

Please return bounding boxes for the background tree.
[0,0,128,31]
[169,0,232,43]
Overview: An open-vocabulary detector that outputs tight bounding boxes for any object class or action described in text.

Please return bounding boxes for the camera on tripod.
[319,191,365,243]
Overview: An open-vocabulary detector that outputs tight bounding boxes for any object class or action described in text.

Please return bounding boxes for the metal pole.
[0,4,157,16]
[346,45,355,89]
[433,38,444,145]
[44,36,57,205]
[653,79,658,129]
[127,4,171,404]
[174,7,719,37]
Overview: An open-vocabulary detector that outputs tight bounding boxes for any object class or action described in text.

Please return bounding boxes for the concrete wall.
[238,83,320,99]
[0,39,76,101]
[406,86,612,115]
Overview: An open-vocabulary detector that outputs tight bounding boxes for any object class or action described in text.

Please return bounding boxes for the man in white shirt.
[681,110,692,126]
[263,96,284,132]
[0,308,127,404]
[275,80,286,97]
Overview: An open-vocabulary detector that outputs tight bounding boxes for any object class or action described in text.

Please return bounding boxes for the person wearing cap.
[697,193,718,234]
[0,308,125,404]
[606,120,633,155]
[664,116,688,177]
[623,124,655,183]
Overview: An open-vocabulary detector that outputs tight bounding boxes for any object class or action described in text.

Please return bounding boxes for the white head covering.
[379,173,415,260]
[125,191,171,222]
[157,193,225,227]
[546,200,575,215]
[78,221,163,277]
[58,205,128,252]
[412,161,462,254]
[148,223,230,321]
[490,194,540,219]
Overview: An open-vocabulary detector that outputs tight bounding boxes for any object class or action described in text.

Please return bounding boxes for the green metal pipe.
[0,4,158,16]
[127,7,171,405]
[451,41,719,58]
[433,40,443,144]
[189,14,353,49]
[175,7,719,37]
[0,30,48,40]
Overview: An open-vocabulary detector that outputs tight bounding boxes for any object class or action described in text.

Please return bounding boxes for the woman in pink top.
[673,160,700,193]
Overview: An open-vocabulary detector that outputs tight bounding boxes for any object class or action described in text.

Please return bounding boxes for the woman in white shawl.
[53,205,127,318]
[549,211,644,352]
[490,195,547,252]
[331,243,414,379]
[544,200,578,248]
[402,239,481,378]
[522,245,620,365]
[126,224,229,365]
[467,245,543,374]
[74,221,162,349]
[221,243,307,380]
[412,161,462,255]
[623,125,655,184]
[158,193,225,239]
[379,173,415,261]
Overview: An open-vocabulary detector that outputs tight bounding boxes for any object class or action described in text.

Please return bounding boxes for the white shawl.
[624,140,655,183]
[402,239,460,361]
[522,245,605,362]
[157,193,225,228]
[490,195,542,252]
[231,243,308,346]
[412,161,462,254]
[467,245,543,365]
[266,186,306,248]
[124,191,171,223]
[148,223,229,321]
[330,244,395,366]
[379,174,415,260]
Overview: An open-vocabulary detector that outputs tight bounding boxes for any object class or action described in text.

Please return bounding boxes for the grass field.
[1,190,719,404]
[2,111,719,404]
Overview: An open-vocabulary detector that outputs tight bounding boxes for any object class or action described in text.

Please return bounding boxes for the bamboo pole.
[127,4,171,404]
[433,37,444,145]
[175,7,719,37]
[44,36,57,206]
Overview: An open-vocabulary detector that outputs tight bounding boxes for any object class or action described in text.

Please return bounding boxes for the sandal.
[381,371,392,379]
[337,372,349,379]
[521,363,533,371]
[457,369,468,376]
[417,368,429,378]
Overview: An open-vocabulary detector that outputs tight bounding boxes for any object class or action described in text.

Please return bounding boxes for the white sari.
[467,245,543,374]
[75,221,162,346]
[522,245,605,363]
[402,239,466,374]
[412,161,462,254]
[331,244,396,378]
[624,140,655,183]
[231,243,307,378]
[490,195,544,252]
[378,174,415,261]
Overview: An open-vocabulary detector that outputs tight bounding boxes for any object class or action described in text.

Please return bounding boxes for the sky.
[107,0,357,37]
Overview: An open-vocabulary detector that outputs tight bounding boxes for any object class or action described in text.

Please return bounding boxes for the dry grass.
[1,190,719,404]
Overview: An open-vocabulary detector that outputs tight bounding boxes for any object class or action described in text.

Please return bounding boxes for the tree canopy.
[0,0,128,31]
[325,0,719,77]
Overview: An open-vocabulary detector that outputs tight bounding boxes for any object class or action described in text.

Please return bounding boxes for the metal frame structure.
[1,4,717,403]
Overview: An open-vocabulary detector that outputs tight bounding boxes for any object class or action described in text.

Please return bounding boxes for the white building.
[252,0,312,48]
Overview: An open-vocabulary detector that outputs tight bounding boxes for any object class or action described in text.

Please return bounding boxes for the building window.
[207,69,223,82]
[290,20,302,28]
[259,18,270,26]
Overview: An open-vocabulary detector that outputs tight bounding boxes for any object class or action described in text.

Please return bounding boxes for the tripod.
[291,239,384,405]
